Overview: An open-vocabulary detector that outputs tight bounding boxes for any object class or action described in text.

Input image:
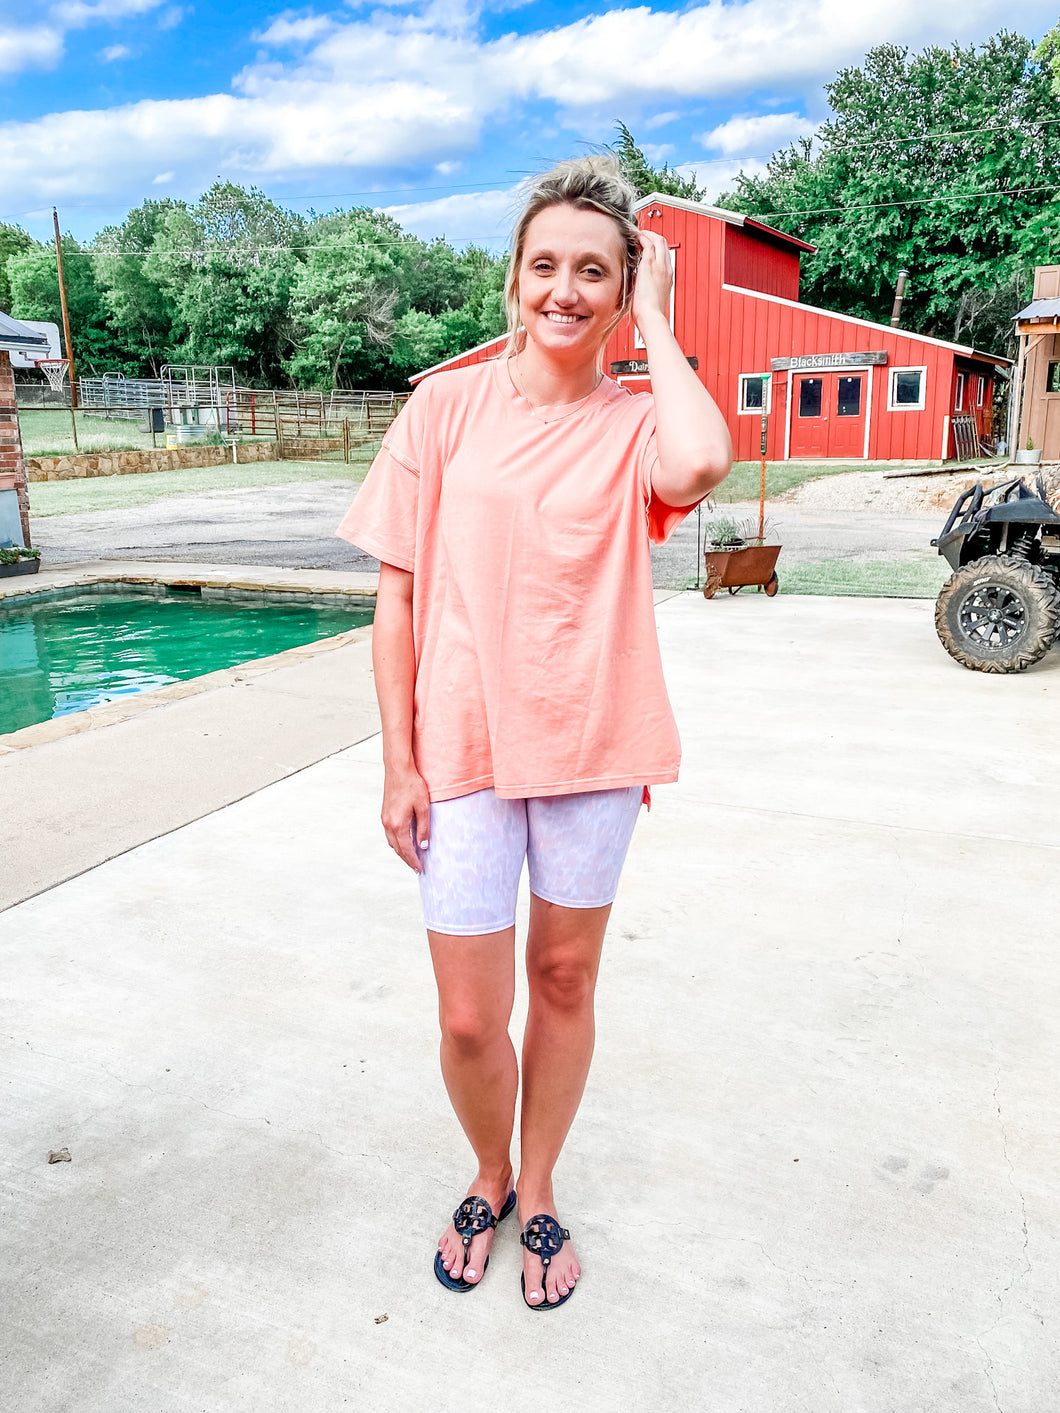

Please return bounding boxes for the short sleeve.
[639,429,700,545]
[334,392,424,571]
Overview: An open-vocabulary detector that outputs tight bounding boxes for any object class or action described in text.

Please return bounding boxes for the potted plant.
[1015,437,1042,467]
[0,546,42,578]
[703,514,781,598]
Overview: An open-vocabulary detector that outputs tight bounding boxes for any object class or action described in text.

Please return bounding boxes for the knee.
[530,956,595,1014]
[439,1005,501,1059]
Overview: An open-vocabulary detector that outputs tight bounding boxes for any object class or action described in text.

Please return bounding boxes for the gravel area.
[783,463,1060,516]
[29,461,1059,589]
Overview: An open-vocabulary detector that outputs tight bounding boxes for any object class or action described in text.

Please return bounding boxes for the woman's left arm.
[634,231,733,507]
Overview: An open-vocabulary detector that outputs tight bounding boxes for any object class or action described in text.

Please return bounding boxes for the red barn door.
[789,371,867,459]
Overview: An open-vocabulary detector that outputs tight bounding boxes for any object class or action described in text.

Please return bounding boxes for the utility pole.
[758,372,772,541]
[52,207,77,409]
[890,270,909,329]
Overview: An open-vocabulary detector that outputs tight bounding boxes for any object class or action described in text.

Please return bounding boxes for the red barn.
[413,193,1006,462]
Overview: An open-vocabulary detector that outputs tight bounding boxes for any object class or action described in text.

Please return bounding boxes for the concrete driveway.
[3,592,1059,1412]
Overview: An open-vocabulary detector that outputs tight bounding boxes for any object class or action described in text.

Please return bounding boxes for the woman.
[337,156,731,1309]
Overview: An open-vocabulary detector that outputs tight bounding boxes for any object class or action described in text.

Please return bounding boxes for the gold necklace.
[513,351,601,415]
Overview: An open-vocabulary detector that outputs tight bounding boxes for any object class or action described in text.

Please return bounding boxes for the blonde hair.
[503,154,640,357]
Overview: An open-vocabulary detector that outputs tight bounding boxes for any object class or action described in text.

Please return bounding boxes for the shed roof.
[635,193,817,254]
[1014,297,1060,322]
[0,310,50,354]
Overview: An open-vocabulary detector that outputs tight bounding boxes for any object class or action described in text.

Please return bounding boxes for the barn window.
[738,374,772,414]
[976,375,986,406]
[954,373,965,410]
[634,249,676,349]
[888,367,926,411]
[798,378,823,418]
[836,376,862,417]
[1047,362,1060,393]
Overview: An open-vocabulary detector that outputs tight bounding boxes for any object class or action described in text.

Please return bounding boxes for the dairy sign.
[771,351,888,371]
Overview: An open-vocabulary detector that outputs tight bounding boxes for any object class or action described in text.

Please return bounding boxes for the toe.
[440,1230,466,1280]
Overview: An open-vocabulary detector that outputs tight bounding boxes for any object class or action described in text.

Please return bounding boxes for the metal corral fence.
[75,370,408,441]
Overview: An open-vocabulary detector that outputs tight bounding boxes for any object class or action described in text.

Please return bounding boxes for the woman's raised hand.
[631,230,673,330]
[382,763,432,872]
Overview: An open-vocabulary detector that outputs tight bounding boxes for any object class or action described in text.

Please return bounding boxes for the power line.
[691,113,1060,169]
[7,113,1060,224]
[759,181,1060,221]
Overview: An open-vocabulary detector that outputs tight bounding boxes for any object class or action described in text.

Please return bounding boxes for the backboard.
[9,321,62,370]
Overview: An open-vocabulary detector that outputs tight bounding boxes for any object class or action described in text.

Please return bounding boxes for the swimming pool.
[0,583,373,737]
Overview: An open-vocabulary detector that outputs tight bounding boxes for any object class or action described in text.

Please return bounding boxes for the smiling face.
[516,203,628,365]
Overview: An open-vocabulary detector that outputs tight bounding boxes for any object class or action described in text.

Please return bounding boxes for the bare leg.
[429,927,518,1284]
[517,895,611,1305]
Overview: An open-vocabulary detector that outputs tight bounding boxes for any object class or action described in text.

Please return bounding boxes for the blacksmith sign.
[771,351,888,371]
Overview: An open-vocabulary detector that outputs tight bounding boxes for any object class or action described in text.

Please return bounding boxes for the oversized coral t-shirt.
[336,357,692,802]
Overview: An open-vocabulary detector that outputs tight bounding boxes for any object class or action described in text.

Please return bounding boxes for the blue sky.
[1,0,1056,251]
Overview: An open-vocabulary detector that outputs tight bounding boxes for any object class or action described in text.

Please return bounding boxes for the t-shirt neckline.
[495,356,612,424]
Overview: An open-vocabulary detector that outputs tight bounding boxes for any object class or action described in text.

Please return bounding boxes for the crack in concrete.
[974,1068,1034,1413]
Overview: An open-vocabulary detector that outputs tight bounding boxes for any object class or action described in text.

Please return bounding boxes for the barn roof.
[1015,297,1060,322]
[635,193,816,254]
[0,310,50,354]
[728,284,1011,363]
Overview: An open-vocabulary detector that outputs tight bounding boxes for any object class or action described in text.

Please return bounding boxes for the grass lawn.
[18,408,163,456]
[712,460,881,503]
[776,554,950,598]
[28,448,381,518]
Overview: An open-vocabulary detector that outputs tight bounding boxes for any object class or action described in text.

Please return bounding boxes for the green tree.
[0,223,34,314]
[7,234,125,373]
[145,182,304,383]
[1036,15,1060,96]
[612,121,705,201]
[717,32,1060,354]
[285,209,404,389]
[397,236,472,316]
[93,199,184,375]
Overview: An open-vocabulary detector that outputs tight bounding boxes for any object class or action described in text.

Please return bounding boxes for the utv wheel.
[935,555,1060,673]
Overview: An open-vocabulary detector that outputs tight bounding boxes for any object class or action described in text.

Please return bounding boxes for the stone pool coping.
[0,560,378,753]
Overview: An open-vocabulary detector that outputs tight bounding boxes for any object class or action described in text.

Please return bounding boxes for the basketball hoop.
[36,358,70,395]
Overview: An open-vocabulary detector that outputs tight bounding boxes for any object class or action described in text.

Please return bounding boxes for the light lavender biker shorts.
[416,786,644,936]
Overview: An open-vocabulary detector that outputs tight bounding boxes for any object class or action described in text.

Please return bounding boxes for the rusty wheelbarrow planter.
[703,543,781,599]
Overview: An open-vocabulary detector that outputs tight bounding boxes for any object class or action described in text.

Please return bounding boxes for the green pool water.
[0,587,373,737]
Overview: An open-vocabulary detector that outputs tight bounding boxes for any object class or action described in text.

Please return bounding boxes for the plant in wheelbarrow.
[931,475,1060,673]
[702,512,781,599]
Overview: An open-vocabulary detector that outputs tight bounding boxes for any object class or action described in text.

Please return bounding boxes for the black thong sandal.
[434,1189,517,1292]
[520,1213,574,1311]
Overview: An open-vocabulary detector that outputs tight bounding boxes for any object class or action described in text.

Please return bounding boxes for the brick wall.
[0,351,31,544]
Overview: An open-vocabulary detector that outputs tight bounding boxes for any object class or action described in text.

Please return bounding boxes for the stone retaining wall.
[25,435,346,482]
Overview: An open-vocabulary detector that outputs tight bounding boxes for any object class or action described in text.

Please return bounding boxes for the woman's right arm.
[372,562,431,871]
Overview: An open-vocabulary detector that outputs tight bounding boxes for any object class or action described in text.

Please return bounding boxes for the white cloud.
[0,0,164,76]
[643,110,680,130]
[256,12,335,45]
[3,0,1053,215]
[676,158,769,205]
[699,111,817,157]
[157,5,185,30]
[0,86,481,206]
[152,170,174,183]
[383,186,518,249]
[639,142,674,162]
[51,0,166,25]
[100,41,131,60]
[0,24,63,73]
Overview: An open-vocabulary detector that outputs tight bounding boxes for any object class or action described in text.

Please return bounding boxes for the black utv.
[932,475,1060,673]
